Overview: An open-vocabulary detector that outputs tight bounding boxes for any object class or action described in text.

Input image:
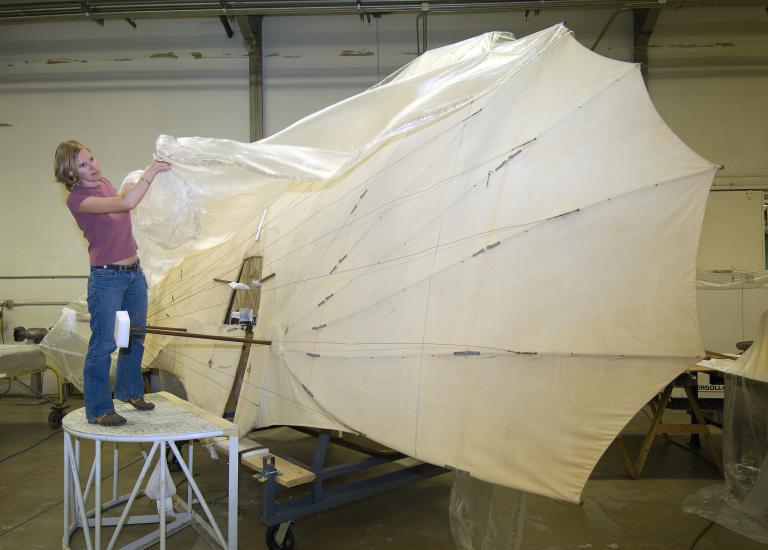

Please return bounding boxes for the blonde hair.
[54,140,88,191]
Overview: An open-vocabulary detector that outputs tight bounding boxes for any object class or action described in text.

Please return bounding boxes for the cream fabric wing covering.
[41,24,716,503]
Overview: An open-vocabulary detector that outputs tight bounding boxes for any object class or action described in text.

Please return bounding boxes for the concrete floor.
[0,395,763,550]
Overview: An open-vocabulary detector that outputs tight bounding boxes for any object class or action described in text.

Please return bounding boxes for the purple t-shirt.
[66,178,138,266]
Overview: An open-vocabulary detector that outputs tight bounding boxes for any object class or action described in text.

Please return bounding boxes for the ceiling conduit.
[0,0,765,24]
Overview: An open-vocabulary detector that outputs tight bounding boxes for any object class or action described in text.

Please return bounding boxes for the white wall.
[0,6,765,386]
[647,7,768,352]
[0,19,249,353]
[262,9,633,134]
[698,190,764,272]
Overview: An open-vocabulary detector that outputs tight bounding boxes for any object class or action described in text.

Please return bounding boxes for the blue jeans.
[84,265,147,422]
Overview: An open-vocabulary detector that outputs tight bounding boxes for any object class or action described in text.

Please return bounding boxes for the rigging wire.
[148,135,529,319]
[149,158,710,328]
[147,106,486,315]
[141,340,330,417]
[150,203,568,324]
[149,62,642,317]
[412,106,470,453]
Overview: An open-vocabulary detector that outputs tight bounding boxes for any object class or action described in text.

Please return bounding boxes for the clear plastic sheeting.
[39,298,92,390]
[683,374,768,543]
[684,310,768,543]
[449,473,526,550]
[129,168,202,251]
[40,24,717,503]
[0,344,46,375]
[702,310,768,383]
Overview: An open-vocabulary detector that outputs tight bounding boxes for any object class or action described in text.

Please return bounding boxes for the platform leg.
[66,436,94,550]
[106,442,159,550]
[113,443,119,501]
[95,440,101,549]
[160,441,167,550]
[63,432,70,547]
[168,441,227,547]
[187,440,193,513]
[228,434,239,550]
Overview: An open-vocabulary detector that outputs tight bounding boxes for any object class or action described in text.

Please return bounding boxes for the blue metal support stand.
[259,430,445,547]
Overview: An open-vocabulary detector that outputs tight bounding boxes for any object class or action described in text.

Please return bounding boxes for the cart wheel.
[266,523,296,550]
[48,409,64,429]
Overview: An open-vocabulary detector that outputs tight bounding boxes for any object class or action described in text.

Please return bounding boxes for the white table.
[62,391,238,550]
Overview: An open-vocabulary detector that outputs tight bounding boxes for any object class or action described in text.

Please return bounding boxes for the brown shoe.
[89,411,127,426]
[122,397,155,411]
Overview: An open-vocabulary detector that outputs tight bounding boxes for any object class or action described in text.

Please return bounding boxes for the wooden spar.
[146,325,187,332]
[131,326,271,346]
[224,324,254,417]
[259,272,275,283]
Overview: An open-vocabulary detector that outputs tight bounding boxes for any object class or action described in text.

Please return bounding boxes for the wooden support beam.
[618,376,724,480]
[224,325,255,417]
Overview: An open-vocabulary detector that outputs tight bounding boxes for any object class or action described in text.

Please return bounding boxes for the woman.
[54,140,170,426]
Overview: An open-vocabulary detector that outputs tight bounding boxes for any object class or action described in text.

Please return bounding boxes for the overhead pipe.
[1,0,764,24]
[2,300,71,309]
[0,275,88,279]
[591,3,633,51]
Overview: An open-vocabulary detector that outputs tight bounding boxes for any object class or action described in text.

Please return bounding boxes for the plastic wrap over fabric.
[697,270,768,291]
[702,310,768,383]
[0,344,46,375]
[449,473,526,550]
[39,298,94,390]
[683,374,768,543]
[41,24,717,503]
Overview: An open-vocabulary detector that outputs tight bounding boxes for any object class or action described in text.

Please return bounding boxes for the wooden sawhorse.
[618,372,724,479]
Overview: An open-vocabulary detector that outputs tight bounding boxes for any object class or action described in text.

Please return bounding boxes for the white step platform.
[62,391,238,550]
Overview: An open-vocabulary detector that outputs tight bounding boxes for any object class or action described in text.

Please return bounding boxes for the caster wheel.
[48,409,64,429]
[266,523,296,550]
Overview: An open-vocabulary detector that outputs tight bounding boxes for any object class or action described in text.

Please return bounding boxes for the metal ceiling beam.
[633,7,660,85]
[1,1,765,24]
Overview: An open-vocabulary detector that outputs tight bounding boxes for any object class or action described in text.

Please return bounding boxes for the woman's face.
[75,148,102,186]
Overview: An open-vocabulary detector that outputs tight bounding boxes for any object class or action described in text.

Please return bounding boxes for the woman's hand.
[142,160,171,183]
[78,160,172,214]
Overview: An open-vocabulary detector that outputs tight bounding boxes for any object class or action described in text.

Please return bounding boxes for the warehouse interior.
[1,1,768,549]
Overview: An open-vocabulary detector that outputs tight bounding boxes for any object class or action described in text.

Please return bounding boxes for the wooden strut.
[618,380,724,479]
[146,324,187,332]
[213,272,275,285]
[224,324,255,417]
[131,325,269,418]
[132,326,271,346]
[136,266,274,418]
